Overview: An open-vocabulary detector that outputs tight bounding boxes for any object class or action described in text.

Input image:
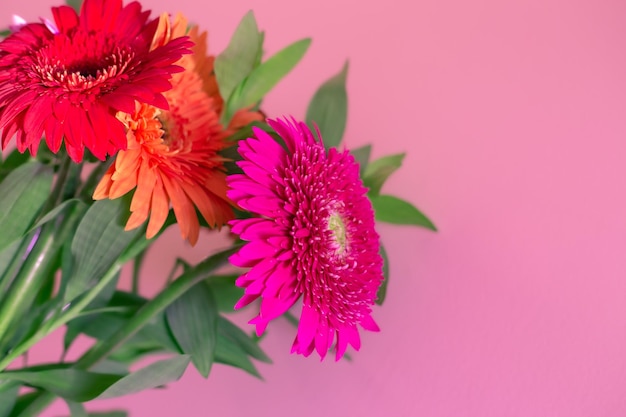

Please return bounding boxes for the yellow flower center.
[328,212,348,255]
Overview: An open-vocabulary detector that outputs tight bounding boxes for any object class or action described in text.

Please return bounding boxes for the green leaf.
[65,303,177,364]
[0,369,122,402]
[97,355,190,399]
[118,231,153,265]
[7,391,42,417]
[68,313,129,343]
[305,61,349,149]
[214,11,262,105]
[0,30,10,39]
[0,150,30,184]
[3,357,184,403]
[370,195,437,231]
[351,145,371,176]
[63,272,121,352]
[65,0,83,13]
[205,275,243,312]
[64,400,87,417]
[363,153,405,196]
[65,199,141,302]
[0,162,53,252]
[217,316,271,363]
[225,38,311,123]
[1,301,56,354]
[0,382,19,417]
[222,120,272,143]
[88,360,129,376]
[107,345,165,365]
[376,244,390,305]
[214,334,261,378]
[166,285,218,377]
[75,247,238,370]
[31,199,83,232]
[0,238,24,282]
[68,307,174,365]
[104,296,181,355]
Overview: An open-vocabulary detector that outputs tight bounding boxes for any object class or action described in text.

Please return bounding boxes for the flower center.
[30,32,135,93]
[157,111,192,155]
[67,61,102,80]
[327,212,348,255]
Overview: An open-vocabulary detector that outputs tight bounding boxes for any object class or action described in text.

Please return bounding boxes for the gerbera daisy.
[0,0,192,162]
[94,13,234,245]
[227,118,383,360]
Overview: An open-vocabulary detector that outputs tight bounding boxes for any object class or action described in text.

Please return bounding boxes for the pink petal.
[360,314,380,332]
[296,306,319,350]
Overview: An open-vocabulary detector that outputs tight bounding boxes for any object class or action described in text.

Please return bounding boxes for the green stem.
[61,160,83,201]
[37,155,72,222]
[0,260,122,372]
[0,225,56,344]
[0,154,75,302]
[0,210,83,353]
[75,246,238,369]
[131,249,146,294]
[0,231,40,298]
[53,263,123,328]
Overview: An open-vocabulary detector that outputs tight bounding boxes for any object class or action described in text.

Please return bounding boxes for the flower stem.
[0,209,81,352]
[37,154,72,221]
[0,226,56,345]
[0,231,40,298]
[131,249,147,294]
[0,155,74,309]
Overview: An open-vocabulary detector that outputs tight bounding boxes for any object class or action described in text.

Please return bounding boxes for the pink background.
[1,0,626,415]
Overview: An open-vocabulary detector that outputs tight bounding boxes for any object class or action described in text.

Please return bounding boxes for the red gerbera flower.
[0,0,192,162]
[227,118,384,360]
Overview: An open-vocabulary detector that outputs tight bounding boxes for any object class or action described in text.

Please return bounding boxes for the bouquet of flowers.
[0,0,435,415]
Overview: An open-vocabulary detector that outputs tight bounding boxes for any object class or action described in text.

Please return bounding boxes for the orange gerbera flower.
[93,13,254,245]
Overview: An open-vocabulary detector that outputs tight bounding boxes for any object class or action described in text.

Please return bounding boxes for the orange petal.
[146,177,170,239]
[125,161,156,232]
[129,161,157,213]
[180,181,216,227]
[113,147,141,176]
[150,13,172,51]
[92,165,116,200]
[161,173,199,244]
[205,171,232,203]
[109,150,141,199]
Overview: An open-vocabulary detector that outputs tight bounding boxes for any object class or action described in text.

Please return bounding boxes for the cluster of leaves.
[0,7,308,416]
[0,2,435,415]
[0,151,270,416]
[214,11,310,127]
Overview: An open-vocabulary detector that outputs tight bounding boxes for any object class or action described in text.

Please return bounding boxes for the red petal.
[51,5,79,32]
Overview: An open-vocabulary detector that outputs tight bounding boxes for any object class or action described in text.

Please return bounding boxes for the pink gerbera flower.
[227,118,383,360]
[0,0,192,162]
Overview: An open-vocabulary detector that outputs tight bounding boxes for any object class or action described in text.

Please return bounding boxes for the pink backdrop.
[1,0,626,415]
